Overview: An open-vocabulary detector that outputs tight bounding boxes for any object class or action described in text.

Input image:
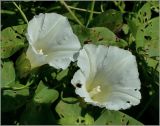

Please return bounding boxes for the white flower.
[26,13,81,69]
[71,44,141,110]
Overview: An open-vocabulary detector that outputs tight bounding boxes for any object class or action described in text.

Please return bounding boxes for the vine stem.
[13,2,28,24]
[86,0,95,27]
[100,2,104,12]
[12,81,33,90]
[60,0,84,27]
[68,5,101,14]
[113,1,125,14]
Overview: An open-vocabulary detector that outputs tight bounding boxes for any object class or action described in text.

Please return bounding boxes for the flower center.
[89,85,101,98]
[37,49,48,56]
[37,49,44,55]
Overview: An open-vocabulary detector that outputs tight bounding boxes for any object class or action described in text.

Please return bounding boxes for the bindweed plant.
[1,1,159,125]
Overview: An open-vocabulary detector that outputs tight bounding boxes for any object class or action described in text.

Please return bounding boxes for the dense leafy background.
[1,1,159,125]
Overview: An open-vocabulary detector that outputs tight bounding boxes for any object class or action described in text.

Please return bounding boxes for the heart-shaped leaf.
[1,82,29,112]
[1,25,26,58]
[55,97,94,125]
[1,61,15,88]
[34,81,59,104]
[94,110,143,125]
[15,52,31,78]
[90,9,123,33]
[73,25,127,48]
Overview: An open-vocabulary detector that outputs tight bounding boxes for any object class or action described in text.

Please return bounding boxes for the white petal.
[26,13,81,69]
[71,44,141,110]
[102,46,141,89]
[71,70,86,87]
[26,45,47,68]
[77,44,98,86]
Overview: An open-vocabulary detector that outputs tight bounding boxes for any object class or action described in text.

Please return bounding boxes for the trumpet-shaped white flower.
[26,13,81,69]
[71,44,141,110]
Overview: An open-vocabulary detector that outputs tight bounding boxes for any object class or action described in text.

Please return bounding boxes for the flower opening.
[71,44,141,110]
[26,13,81,69]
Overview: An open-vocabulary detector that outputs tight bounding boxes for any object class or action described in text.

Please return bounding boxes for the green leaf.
[127,19,138,38]
[1,82,29,112]
[146,57,159,70]
[84,113,94,125]
[148,1,159,13]
[1,61,15,88]
[90,9,123,33]
[137,3,151,24]
[143,17,159,57]
[15,52,31,78]
[122,24,129,35]
[128,2,151,39]
[1,24,26,58]
[127,3,159,70]
[55,97,94,125]
[90,27,117,45]
[19,81,58,124]
[73,25,127,48]
[65,12,85,25]
[135,17,159,54]
[136,17,159,60]
[56,68,69,81]
[34,81,59,104]
[135,26,145,47]
[20,101,55,125]
[94,110,143,125]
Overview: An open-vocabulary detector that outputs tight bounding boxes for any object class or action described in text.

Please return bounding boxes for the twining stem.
[68,5,101,14]
[86,0,95,27]
[13,2,28,24]
[113,1,125,14]
[60,0,84,27]
[12,81,33,90]
[60,91,78,104]
[100,2,104,12]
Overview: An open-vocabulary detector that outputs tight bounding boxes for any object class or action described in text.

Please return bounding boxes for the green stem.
[68,5,101,14]
[60,0,84,27]
[86,0,95,27]
[113,1,125,14]
[100,2,104,12]
[12,81,33,90]
[60,91,78,104]
[13,2,28,24]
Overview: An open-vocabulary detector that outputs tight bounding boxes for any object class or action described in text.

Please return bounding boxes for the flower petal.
[26,13,81,69]
[26,45,47,68]
[71,44,141,110]
[77,44,98,85]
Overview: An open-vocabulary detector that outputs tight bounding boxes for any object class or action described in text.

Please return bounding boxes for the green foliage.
[34,81,59,104]
[15,52,31,78]
[56,68,69,81]
[73,25,127,47]
[19,81,59,125]
[1,82,29,112]
[127,2,159,70]
[1,1,159,125]
[1,25,27,58]
[90,9,123,33]
[143,17,159,57]
[94,110,143,125]
[19,101,56,125]
[1,61,15,88]
[56,97,94,125]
